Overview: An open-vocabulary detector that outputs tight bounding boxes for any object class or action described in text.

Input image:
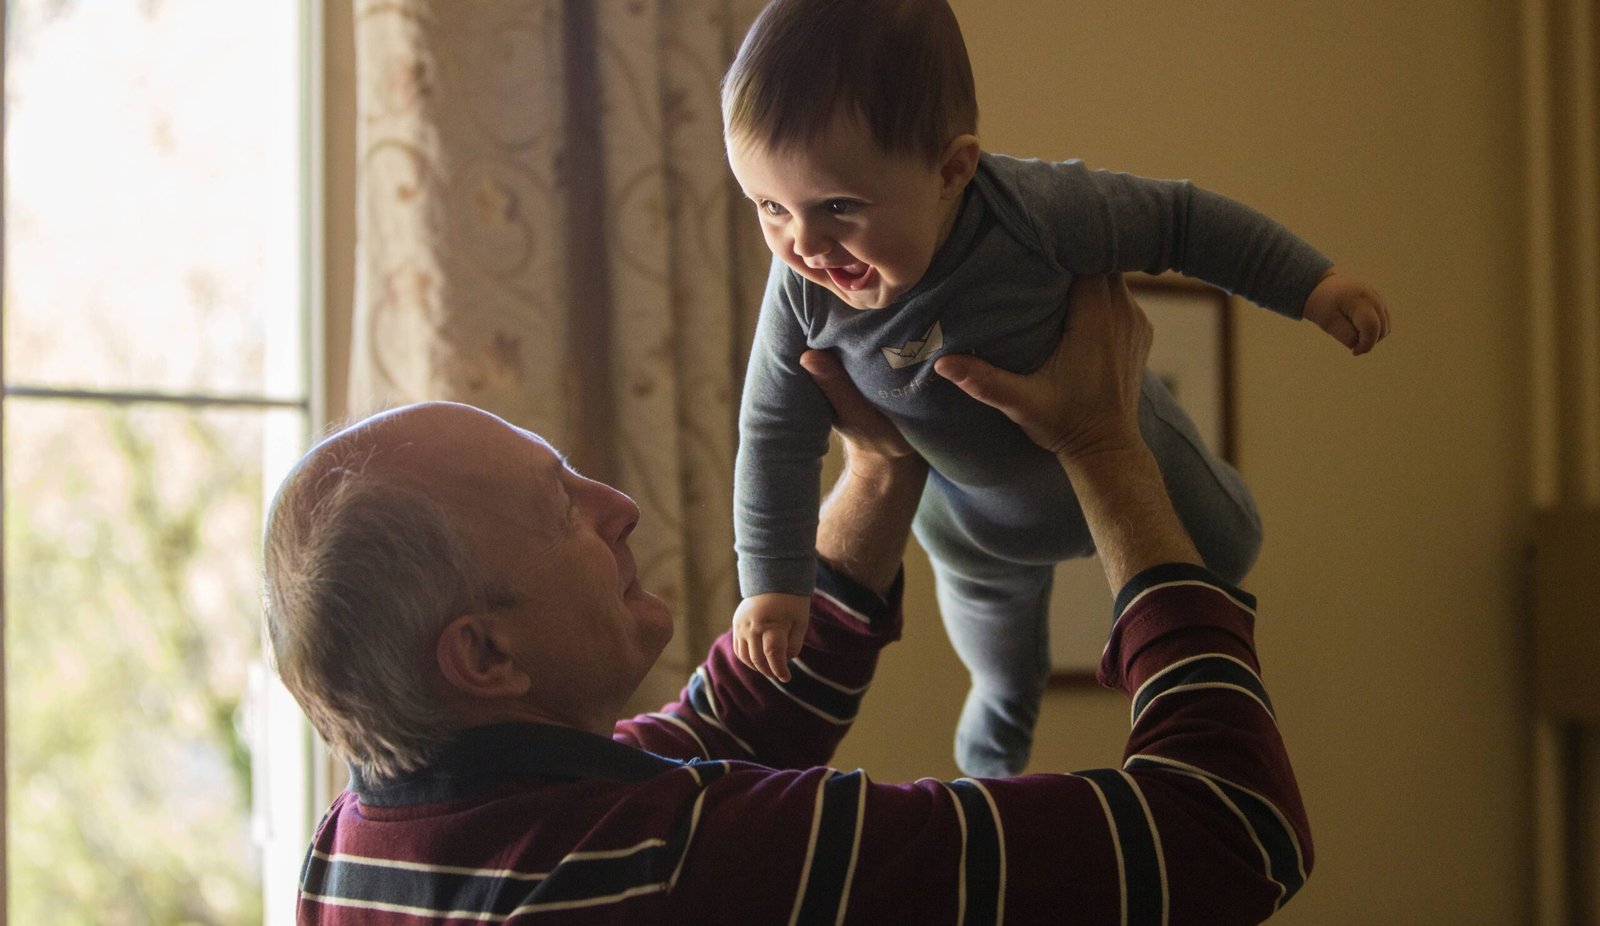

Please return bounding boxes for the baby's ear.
[937,134,981,198]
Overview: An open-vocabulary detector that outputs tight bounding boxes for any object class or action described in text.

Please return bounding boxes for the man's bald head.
[263,402,514,780]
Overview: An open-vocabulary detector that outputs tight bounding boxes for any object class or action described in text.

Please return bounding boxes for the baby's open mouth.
[825,262,874,291]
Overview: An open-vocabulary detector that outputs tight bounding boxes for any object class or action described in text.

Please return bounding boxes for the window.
[3,1,320,922]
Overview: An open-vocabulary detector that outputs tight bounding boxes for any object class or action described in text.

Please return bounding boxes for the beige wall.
[831,2,1534,923]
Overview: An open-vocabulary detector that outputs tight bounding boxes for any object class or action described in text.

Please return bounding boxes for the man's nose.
[603,484,641,544]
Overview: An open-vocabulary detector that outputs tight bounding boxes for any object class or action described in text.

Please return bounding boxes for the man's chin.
[629,589,673,643]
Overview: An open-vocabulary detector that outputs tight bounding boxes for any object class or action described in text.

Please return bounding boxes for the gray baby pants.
[913,371,1262,777]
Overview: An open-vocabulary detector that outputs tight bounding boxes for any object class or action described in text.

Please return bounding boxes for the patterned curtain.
[348,0,771,708]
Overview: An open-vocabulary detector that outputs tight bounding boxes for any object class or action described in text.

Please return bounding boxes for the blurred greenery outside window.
[4,1,321,923]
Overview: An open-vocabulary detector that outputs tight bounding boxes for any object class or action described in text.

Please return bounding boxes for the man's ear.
[435,613,532,699]
[937,133,981,199]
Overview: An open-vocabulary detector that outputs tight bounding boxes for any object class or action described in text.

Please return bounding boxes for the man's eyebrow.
[540,449,578,527]
[499,450,573,548]
[527,436,568,473]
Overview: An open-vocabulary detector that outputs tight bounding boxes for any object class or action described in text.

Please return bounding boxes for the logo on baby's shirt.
[880,321,943,370]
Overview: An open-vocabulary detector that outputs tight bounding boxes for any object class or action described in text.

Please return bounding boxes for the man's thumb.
[935,353,1009,408]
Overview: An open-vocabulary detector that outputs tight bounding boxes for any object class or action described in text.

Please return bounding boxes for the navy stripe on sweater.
[1113,561,1256,620]
[795,770,866,924]
[773,657,867,724]
[1126,754,1307,909]
[303,840,681,918]
[1212,775,1306,907]
[1132,653,1274,727]
[1076,768,1166,926]
[304,851,531,917]
[948,778,1003,926]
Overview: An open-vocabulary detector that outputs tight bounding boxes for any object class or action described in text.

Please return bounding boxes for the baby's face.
[727,113,963,310]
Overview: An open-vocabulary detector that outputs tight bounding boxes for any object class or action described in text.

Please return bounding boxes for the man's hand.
[934,273,1199,590]
[1303,270,1390,356]
[799,349,919,474]
[799,349,927,598]
[933,273,1152,461]
[732,592,811,682]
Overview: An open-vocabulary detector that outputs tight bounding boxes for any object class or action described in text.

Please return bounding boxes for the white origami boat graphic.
[881,320,944,370]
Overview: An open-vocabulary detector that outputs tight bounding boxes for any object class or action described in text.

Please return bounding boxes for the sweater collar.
[351,721,683,807]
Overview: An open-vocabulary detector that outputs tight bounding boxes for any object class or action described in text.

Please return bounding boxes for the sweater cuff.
[1111,562,1255,620]
[812,560,904,643]
[1098,562,1257,693]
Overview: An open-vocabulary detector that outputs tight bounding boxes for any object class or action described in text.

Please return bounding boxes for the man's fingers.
[802,349,873,423]
[934,353,1018,411]
[801,347,919,461]
[799,349,848,402]
[930,353,974,388]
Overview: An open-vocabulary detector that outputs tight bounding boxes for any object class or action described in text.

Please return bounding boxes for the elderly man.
[266,275,1309,925]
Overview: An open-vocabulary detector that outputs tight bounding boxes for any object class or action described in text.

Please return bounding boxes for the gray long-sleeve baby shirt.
[734,152,1331,597]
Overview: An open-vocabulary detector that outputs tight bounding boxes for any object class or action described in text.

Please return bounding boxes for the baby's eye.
[824,199,861,216]
[759,200,789,217]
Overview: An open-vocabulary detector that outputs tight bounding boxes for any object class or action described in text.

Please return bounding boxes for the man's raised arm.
[615,348,927,767]
[929,273,1312,922]
[803,348,929,598]
[637,276,1310,924]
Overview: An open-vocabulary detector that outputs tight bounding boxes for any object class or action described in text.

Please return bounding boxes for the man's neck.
[451,699,616,739]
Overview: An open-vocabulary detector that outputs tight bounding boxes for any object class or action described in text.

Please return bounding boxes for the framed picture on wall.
[1047,274,1236,685]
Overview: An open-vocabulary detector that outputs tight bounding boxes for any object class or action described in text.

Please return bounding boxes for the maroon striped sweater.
[298,561,1310,925]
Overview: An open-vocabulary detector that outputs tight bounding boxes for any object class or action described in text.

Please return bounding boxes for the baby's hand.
[1303,270,1391,356]
[731,593,811,682]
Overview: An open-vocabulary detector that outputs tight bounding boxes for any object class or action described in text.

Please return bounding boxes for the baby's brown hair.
[721,0,978,165]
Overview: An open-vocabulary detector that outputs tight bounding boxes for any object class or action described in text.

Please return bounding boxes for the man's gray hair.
[263,451,489,781]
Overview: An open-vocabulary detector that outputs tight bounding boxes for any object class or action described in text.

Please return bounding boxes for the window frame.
[0,0,330,921]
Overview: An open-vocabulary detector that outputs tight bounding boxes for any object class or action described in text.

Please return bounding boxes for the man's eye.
[759,200,788,217]
[824,199,860,216]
